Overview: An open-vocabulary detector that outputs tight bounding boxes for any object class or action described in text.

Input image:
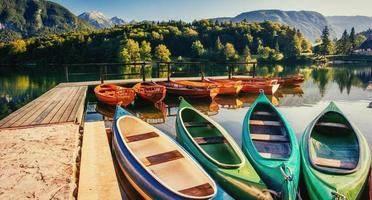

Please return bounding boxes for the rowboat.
[94,84,135,106]
[300,102,371,200]
[176,98,273,200]
[158,80,219,99]
[276,75,304,86]
[112,106,218,199]
[133,82,166,104]
[203,78,243,95]
[242,92,300,200]
[231,77,280,95]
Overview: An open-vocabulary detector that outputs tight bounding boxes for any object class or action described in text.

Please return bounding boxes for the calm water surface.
[1,63,372,145]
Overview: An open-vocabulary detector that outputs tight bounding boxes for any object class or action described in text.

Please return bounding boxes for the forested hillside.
[0,20,312,64]
[0,0,92,42]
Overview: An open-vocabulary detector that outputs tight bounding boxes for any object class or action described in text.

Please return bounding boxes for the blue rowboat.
[112,106,218,200]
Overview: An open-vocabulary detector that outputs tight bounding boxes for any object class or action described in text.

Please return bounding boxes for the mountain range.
[78,11,126,29]
[211,10,372,42]
[0,0,91,42]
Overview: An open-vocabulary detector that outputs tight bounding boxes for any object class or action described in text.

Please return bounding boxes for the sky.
[53,0,372,21]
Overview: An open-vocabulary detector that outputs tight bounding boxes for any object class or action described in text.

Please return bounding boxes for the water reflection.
[1,63,372,121]
[215,96,243,109]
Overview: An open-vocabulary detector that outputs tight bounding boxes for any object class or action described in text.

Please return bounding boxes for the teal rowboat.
[242,92,300,200]
[176,98,273,200]
[300,102,371,200]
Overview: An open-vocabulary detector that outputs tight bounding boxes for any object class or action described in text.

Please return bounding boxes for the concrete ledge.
[78,121,121,200]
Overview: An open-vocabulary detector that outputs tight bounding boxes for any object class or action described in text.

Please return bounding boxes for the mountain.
[326,16,372,37]
[0,0,92,42]
[78,11,125,28]
[212,10,333,42]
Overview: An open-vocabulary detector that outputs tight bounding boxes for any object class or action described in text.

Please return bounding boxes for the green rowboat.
[242,92,300,200]
[300,102,371,200]
[176,98,273,200]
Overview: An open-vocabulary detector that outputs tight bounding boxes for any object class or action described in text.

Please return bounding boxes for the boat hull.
[176,99,273,200]
[300,102,371,200]
[94,84,135,106]
[133,82,167,103]
[159,81,219,99]
[204,79,243,95]
[242,93,300,200]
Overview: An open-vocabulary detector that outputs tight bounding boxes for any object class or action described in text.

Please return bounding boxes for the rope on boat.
[331,191,347,200]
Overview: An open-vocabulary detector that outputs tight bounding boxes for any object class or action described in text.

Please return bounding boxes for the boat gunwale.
[245,98,294,162]
[115,115,218,199]
[178,106,246,169]
[305,110,362,175]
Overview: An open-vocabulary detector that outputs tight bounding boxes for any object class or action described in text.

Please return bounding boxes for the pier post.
[228,65,232,79]
[252,63,256,78]
[157,62,160,78]
[141,63,146,82]
[65,65,69,82]
[167,63,171,81]
[200,65,205,80]
[100,65,104,84]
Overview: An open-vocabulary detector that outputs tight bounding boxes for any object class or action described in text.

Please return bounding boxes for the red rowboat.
[94,84,136,106]
[231,78,280,95]
[203,78,243,95]
[158,80,219,99]
[276,75,304,86]
[133,82,166,103]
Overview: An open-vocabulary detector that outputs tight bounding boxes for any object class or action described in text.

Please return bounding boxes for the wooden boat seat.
[250,120,281,126]
[316,122,349,129]
[194,136,227,145]
[184,121,213,128]
[252,111,276,116]
[125,131,159,143]
[313,157,356,170]
[259,152,287,159]
[251,134,289,142]
[179,183,214,196]
[141,150,184,167]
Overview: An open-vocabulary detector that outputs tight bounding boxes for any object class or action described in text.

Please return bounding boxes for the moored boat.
[242,92,300,200]
[94,84,136,106]
[112,106,218,199]
[176,98,273,200]
[276,75,304,86]
[203,78,243,95]
[158,80,219,99]
[231,77,280,95]
[300,102,371,200]
[133,82,166,104]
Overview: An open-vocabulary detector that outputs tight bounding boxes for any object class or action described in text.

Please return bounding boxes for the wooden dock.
[0,85,87,129]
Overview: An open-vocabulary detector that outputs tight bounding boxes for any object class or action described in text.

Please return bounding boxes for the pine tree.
[349,27,356,49]
[320,26,335,56]
[215,37,223,51]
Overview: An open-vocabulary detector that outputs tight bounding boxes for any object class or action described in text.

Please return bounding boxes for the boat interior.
[249,103,292,159]
[309,112,359,171]
[117,116,216,198]
[180,108,242,167]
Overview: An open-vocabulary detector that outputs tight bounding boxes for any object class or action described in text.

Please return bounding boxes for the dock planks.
[0,85,87,129]
[78,121,122,200]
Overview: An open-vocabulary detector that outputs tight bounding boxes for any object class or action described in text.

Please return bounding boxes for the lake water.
[1,63,372,198]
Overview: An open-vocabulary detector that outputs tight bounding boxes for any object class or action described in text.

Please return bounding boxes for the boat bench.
[313,157,356,170]
[194,136,227,145]
[184,121,213,128]
[250,120,281,126]
[252,111,276,116]
[125,131,159,143]
[251,134,289,142]
[141,150,184,167]
[316,122,349,129]
[179,183,214,196]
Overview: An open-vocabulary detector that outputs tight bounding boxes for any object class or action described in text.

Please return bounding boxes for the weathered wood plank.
[67,86,87,123]
[59,87,85,123]
[49,87,81,124]
[0,88,57,127]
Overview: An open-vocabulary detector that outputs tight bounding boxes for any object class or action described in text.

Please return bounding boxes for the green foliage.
[140,41,152,61]
[349,27,356,49]
[336,30,352,55]
[190,40,205,58]
[154,44,171,62]
[317,26,335,56]
[0,20,312,64]
[243,46,251,62]
[258,46,283,62]
[119,39,140,62]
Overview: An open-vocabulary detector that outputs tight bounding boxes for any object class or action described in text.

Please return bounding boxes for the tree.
[191,40,205,58]
[155,44,171,62]
[119,39,140,62]
[9,40,27,55]
[283,30,302,59]
[223,43,238,61]
[319,26,335,56]
[215,37,223,52]
[349,27,356,49]
[243,45,251,62]
[140,40,152,61]
[336,30,352,55]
